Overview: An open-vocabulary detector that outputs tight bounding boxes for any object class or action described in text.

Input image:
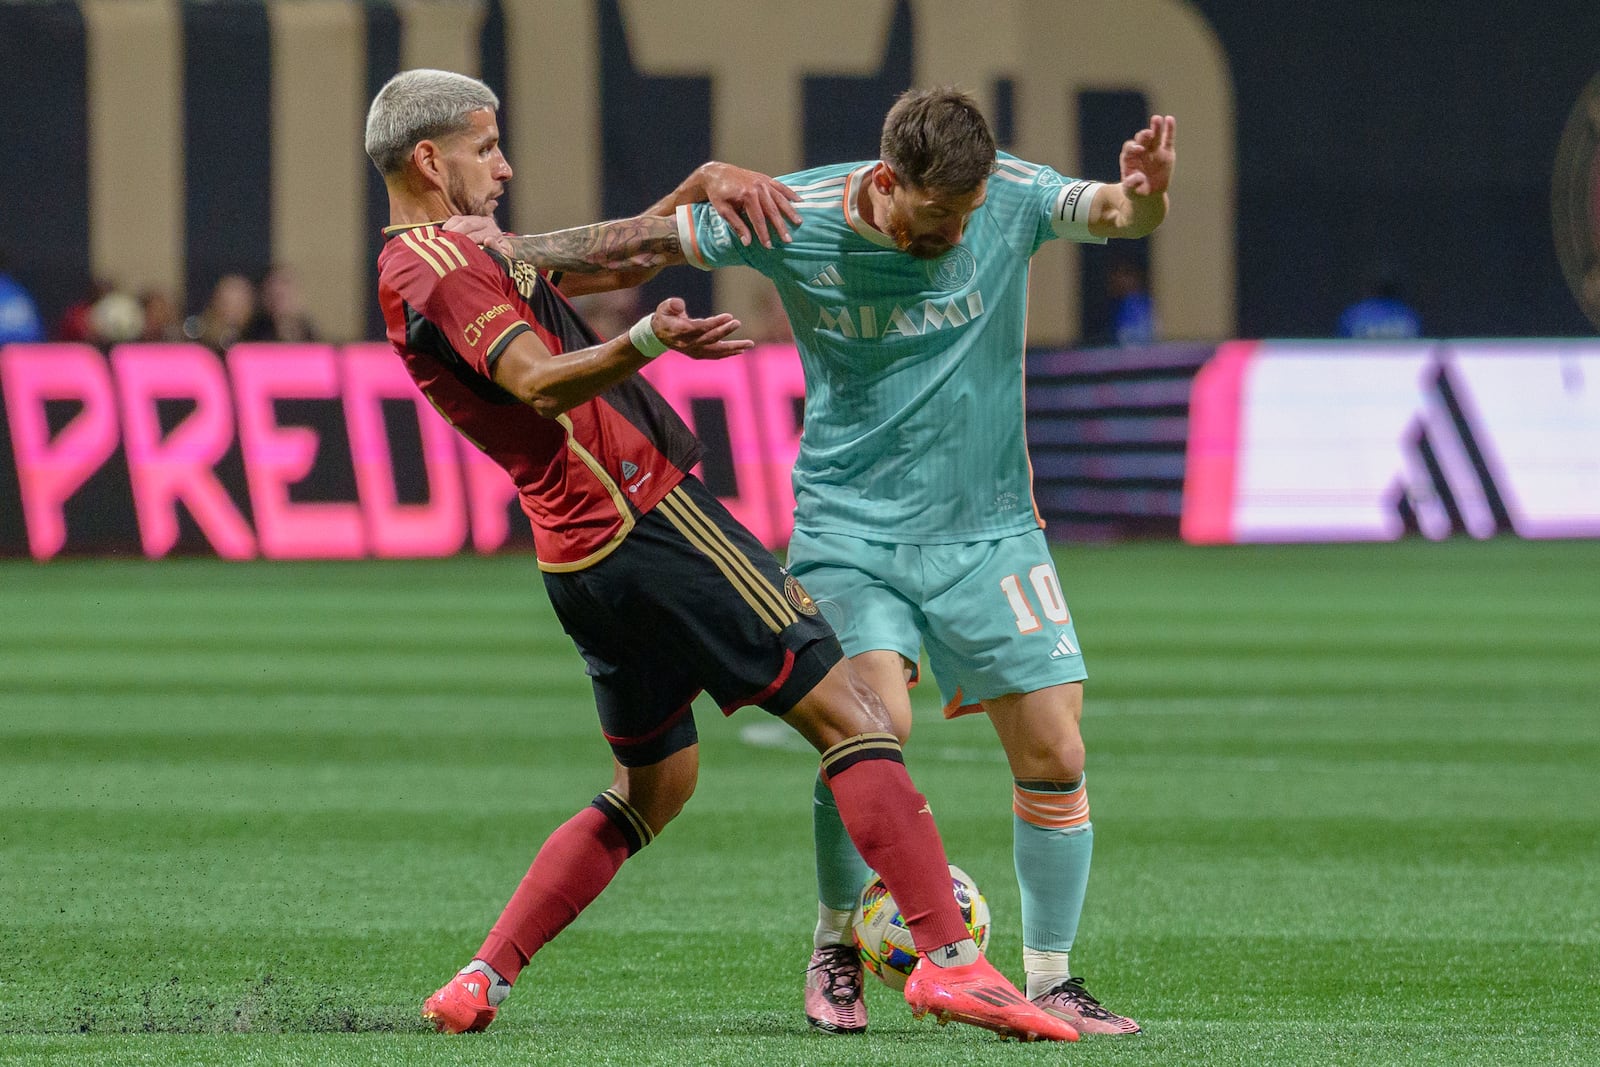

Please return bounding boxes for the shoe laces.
[1041,976,1119,1021]
[808,945,863,1005]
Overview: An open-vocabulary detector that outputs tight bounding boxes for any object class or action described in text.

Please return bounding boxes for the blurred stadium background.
[1,2,1597,1064]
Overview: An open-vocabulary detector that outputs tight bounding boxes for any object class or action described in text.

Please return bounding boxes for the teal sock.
[1012,789,1093,953]
[813,773,872,913]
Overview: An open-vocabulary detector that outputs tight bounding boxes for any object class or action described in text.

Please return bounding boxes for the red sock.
[822,735,970,953]
[475,802,637,982]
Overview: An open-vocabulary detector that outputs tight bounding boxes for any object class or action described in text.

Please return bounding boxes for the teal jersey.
[676,154,1105,543]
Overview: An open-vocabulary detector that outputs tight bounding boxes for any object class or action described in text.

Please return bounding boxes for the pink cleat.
[804,944,868,1034]
[422,970,498,1034]
[1031,976,1142,1035]
[903,955,1079,1042]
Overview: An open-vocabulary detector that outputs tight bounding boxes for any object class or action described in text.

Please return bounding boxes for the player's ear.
[412,139,446,188]
[873,163,898,194]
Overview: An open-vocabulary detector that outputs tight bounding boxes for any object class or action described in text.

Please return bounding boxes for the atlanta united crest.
[1553,71,1600,330]
[784,574,819,615]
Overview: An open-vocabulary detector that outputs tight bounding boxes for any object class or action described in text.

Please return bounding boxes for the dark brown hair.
[879,87,997,194]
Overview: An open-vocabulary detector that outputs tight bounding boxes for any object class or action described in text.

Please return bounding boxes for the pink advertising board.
[0,342,806,559]
[1182,340,1600,543]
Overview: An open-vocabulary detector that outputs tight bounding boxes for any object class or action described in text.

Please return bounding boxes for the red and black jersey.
[376,223,701,570]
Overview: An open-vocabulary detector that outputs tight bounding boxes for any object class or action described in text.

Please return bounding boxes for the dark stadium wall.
[1186,1,1599,339]
[0,0,1596,342]
[0,1,90,334]
[182,1,274,311]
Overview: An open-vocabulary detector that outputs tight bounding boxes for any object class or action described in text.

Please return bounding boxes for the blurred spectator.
[55,278,112,343]
[1338,265,1422,339]
[186,273,256,352]
[0,249,46,343]
[86,288,144,348]
[139,288,185,343]
[569,287,640,341]
[1107,259,1157,345]
[243,264,318,343]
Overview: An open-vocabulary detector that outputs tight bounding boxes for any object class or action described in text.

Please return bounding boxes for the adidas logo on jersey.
[808,264,844,286]
[1048,633,1079,660]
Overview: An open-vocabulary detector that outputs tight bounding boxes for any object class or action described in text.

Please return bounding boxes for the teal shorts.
[786,527,1088,713]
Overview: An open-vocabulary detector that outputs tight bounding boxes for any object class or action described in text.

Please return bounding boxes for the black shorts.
[543,475,842,767]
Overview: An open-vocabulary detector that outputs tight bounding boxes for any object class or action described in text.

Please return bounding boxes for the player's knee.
[1005,742,1084,783]
[635,775,696,833]
[611,746,699,835]
[783,660,894,752]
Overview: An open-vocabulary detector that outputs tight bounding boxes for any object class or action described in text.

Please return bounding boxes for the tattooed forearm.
[507,217,683,273]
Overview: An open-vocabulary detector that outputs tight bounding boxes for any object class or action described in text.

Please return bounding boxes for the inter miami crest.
[1553,72,1600,330]
[926,245,977,291]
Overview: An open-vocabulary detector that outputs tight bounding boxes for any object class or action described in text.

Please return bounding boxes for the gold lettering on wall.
[500,0,601,234]
[619,0,898,325]
[395,0,488,78]
[268,0,368,341]
[82,0,185,305]
[72,0,1236,346]
[1015,0,1234,343]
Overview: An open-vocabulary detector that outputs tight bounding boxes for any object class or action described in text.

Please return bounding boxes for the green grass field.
[2,540,1597,1066]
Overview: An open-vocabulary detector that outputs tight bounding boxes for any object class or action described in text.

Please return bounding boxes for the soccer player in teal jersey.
[671,89,1176,1036]
[451,88,1173,1037]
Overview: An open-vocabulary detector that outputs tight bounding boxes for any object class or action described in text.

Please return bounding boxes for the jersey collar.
[381,220,445,237]
[844,163,899,250]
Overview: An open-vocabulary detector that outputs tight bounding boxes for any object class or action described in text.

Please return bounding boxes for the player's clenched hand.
[698,162,802,249]
[649,297,754,361]
[1118,115,1176,199]
[442,214,513,257]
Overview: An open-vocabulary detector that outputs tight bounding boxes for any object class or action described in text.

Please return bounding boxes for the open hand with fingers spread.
[1119,114,1176,199]
[648,297,753,361]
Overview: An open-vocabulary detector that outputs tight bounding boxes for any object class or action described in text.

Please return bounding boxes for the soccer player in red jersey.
[364,69,1077,1043]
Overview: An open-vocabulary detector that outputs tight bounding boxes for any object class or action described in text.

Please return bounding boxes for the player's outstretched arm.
[443,162,798,294]
[1088,114,1176,240]
[491,296,751,418]
[510,217,685,276]
[437,213,681,297]
[644,161,801,248]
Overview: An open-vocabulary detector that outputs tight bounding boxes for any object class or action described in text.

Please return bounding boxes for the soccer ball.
[851,864,991,991]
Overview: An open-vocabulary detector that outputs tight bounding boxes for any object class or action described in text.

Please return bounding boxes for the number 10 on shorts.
[1000,564,1072,634]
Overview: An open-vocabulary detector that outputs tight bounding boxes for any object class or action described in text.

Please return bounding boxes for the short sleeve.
[386,227,532,375]
[989,155,1107,255]
[674,203,758,271]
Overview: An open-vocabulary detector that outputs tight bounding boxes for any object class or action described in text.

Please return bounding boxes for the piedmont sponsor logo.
[815,292,984,340]
[463,303,514,348]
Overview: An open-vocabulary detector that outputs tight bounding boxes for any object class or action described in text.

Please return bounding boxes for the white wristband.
[627,314,670,360]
